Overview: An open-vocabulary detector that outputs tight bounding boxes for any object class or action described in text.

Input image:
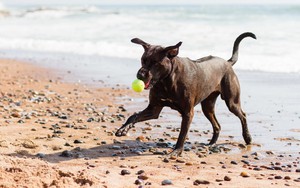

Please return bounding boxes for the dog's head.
[131,38,182,89]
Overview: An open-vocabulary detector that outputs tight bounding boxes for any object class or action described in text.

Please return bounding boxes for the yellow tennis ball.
[132,79,145,92]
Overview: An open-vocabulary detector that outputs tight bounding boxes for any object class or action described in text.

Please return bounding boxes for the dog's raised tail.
[228,32,256,66]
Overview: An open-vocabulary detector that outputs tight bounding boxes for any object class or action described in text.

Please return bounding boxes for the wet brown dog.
[115,32,256,156]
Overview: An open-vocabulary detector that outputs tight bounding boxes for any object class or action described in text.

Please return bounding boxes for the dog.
[115,32,256,156]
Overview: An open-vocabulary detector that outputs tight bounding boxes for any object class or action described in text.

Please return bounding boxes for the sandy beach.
[0,59,299,188]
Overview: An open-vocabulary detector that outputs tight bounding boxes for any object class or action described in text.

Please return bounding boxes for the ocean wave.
[0,3,299,73]
[0,37,138,59]
[6,5,120,18]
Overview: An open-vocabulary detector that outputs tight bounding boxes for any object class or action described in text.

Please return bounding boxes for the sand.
[0,59,299,188]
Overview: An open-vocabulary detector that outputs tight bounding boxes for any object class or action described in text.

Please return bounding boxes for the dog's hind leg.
[201,92,221,145]
[221,72,252,145]
[115,105,163,137]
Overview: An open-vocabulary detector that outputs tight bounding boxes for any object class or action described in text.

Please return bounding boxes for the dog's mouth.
[144,79,156,90]
[144,79,151,89]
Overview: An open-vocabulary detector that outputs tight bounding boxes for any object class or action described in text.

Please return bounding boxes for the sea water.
[0,1,300,84]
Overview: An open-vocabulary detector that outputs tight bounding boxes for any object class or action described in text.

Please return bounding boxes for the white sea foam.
[0,2,299,74]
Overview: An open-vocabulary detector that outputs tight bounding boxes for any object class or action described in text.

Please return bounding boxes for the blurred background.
[0,0,300,84]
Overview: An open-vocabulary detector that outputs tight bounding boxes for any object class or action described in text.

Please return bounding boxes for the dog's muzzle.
[137,68,152,89]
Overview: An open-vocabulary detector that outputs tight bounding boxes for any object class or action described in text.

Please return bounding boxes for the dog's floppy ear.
[164,41,182,59]
[131,38,150,50]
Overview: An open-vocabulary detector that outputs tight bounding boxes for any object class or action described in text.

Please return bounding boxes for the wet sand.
[0,59,299,187]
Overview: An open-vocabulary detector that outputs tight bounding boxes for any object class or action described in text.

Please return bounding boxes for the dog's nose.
[137,68,148,80]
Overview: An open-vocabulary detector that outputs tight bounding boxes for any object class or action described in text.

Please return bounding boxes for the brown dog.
[115,32,256,156]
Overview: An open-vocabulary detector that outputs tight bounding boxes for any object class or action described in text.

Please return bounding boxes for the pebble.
[161,179,172,185]
[74,140,84,144]
[274,176,282,179]
[240,172,250,177]
[120,169,131,175]
[36,153,45,158]
[231,161,238,165]
[224,176,231,181]
[135,179,143,185]
[253,167,262,171]
[11,112,21,118]
[163,158,169,163]
[176,159,185,163]
[137,170,145,175]
[193,179,210,185]
[60,150,73,157]
[296,169,300,173]
[138,175,149,180]
[111,145,121,150]
[241,160,250,165]
[273,166,282,171]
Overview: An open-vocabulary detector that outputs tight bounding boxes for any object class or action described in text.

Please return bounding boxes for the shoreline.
[0,59,299,187]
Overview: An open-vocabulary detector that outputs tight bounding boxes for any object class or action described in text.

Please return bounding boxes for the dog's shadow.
[7,139,175,163]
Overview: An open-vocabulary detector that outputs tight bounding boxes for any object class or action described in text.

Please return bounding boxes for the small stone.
[176,159,185,163]
[161,179,172,185]
[64,143,71,146]
[296,169,300,173]
[241,160,250,165]
[54,130,64,134]
[135,179,143,185]
[224,176,231,181]
[231,161,238,165]
[74,140,84,144]
[11,112,21,118]
[275,176,282,179]
[240,172,250,177]
[60,150,73,157]
[111,145,121,150]
[36,153,45,158]
[138,175,149,180]
[284,176,291,180]
[120,169,131,175]
[194,179,210,185]
[163,158,169,163]
[274,166,282,171]
[185,162,193,166]
[136,136,146,142]
[137,170,145,175]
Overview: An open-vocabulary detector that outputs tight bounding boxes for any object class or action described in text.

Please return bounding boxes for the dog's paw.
[167,148,183,157]
[115,130,126,137]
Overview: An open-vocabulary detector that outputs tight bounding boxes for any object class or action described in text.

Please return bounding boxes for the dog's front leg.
[115,105,162,137]
[169,110,194,156]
